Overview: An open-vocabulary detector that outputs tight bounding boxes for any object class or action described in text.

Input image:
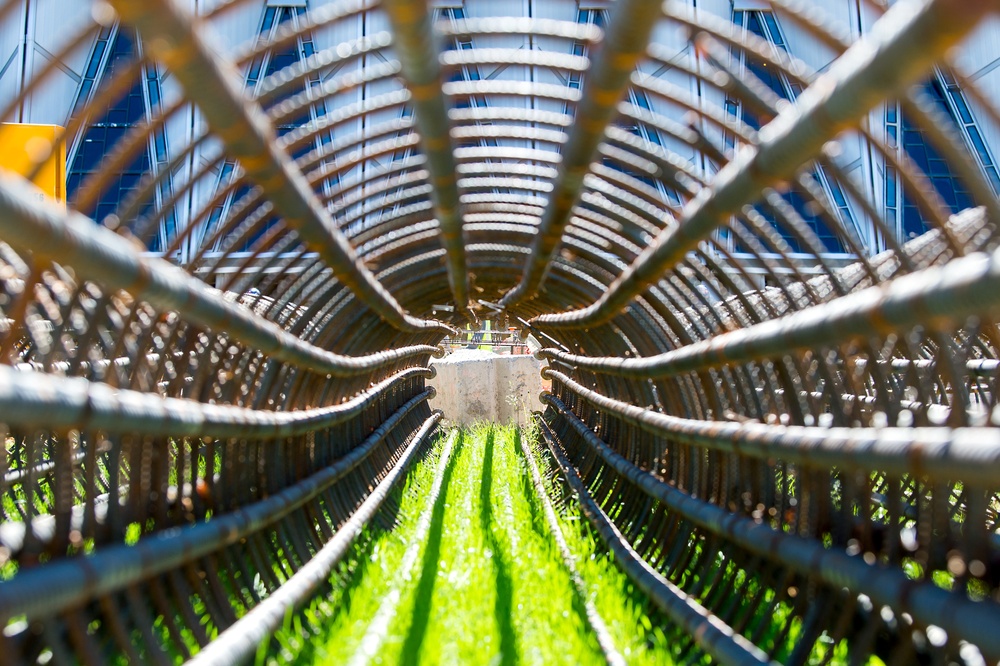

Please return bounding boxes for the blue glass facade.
[732,10,848,254]
[895,78,989,239]
[67,30,152,230]
[67,27,173,252]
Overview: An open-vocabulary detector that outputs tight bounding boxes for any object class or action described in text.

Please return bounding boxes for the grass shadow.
[512,429,550,544]
[398,431,462,665]
[480,426,519,666]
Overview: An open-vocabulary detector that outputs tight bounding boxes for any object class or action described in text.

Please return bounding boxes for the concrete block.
[428,349,543,426]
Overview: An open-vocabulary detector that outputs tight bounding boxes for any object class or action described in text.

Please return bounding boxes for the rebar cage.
[0,0,999,663]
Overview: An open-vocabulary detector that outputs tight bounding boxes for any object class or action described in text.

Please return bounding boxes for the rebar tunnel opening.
[1,0,1000,663]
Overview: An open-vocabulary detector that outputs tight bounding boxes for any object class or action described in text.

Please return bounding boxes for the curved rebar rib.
[110,0,452,335]
[499,0,665,310]
[532,0,996,329]
[380,0,473,321]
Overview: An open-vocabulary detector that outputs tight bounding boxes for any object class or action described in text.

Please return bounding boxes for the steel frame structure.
[0,0,998,663]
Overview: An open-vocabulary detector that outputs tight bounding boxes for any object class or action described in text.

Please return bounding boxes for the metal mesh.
[0,0,999,662]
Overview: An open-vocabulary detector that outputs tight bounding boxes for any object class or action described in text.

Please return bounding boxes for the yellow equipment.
[0,123,66,204]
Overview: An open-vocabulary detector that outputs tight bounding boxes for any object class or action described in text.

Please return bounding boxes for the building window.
[67,26,174,252]
[572,8,680,208]
[566,9,605,95]
[437,6,490,142]
[209,5,336,251]
[941,69,1000,195]
[729,10,852,254]
[886,71,998,240]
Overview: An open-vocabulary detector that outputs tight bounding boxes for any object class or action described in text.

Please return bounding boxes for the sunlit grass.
[518,430,681,665]
[263,424,678,665]
[302,424,597,664]
[5,425,946,664]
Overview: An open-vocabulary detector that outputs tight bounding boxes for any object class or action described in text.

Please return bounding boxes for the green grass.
[0,423,920,664]
[262,423,677,665]
[517,429,684,665]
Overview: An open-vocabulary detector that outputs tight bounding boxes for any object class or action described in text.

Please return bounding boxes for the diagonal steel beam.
[109,0,453,335]
[380,0,473,321]
[532,0,998,329]
[498,0,665,310]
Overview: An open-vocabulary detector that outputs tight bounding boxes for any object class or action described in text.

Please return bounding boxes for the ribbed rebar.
[109,0,452,335]
[533,0,996,329]
[540,218,1000,378]
[380,0,472,321]
[0,173,439,376]
[186,411,442,665]
[499,0,664,310]
[540,394,1000,664]
[0,394,437,623]
[536,414,773,665]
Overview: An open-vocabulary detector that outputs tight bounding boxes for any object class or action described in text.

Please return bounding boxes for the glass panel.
[968,127,990,162]
[739,12,845,253]
[67,29,155,244]
[84,41,106,79]
[260,7,277,32]
[898,79,975,237]
[950,91,973,124]
[885,166,896,208]
[762,13,785,49]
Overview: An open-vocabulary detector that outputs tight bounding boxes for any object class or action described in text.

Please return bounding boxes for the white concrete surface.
[428,350,544,426]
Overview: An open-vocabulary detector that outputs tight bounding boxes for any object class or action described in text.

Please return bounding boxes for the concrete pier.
[428,350,544,426]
